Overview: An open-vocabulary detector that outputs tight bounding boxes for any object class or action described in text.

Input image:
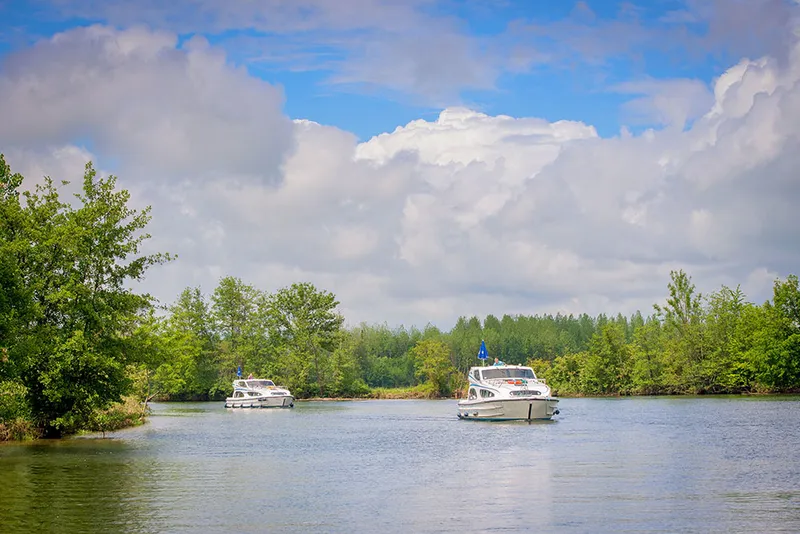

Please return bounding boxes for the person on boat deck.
[493,357,505,366]
[247,373,254,379]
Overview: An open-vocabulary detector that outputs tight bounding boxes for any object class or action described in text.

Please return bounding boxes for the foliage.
[0,155,171,438]
[411,339,459,397]
[131,270,800,403]
[265,282,345,397]
[84,396,149,438]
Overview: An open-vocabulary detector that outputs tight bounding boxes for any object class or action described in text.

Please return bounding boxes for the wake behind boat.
[225,378,294,409]
[457,341,559,421]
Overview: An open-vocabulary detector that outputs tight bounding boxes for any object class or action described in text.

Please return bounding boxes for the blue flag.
[237,366,242,377]
[477,340,488,360]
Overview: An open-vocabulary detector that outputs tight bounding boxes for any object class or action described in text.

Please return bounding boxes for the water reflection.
[0,439,154,534]
[1,397,799,533]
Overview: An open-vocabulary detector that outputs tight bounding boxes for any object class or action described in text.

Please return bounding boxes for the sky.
[1,0,799,329]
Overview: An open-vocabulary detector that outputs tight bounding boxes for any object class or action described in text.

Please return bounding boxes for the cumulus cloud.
[25,0,503,105]
[2,25,799,328]
[0,25,292,181]
[613,78,715,129]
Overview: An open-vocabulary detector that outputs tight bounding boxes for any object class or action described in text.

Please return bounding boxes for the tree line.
[1,155,799,439]
[141,270,800,401]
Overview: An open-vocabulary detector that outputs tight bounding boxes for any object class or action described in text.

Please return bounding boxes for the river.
[2,396,799,533]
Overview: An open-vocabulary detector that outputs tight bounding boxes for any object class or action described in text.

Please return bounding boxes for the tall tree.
[211,276,261,381]
[266,283,343,397]
[655,270,707,392]
[749,276,800,391]
[411,339,457,397]
[155,287,219,399]
[2,159,171,436]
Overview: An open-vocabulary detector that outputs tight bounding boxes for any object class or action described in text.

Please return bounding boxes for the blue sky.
[3,0,794,140]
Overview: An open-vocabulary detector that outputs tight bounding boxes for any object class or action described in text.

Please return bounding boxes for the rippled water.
[2,397,800,533]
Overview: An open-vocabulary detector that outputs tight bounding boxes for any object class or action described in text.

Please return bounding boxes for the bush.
[0,380,31,421]
[0,418,40,441]
[85,396,149,437]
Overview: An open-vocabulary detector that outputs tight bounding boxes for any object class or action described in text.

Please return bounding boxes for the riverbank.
[0,396,147,442]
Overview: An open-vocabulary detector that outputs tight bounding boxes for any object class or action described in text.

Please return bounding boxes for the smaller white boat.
[457,364,560,421]
[225,379,294,409]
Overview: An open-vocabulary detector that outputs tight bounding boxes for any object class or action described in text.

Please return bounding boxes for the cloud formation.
[0,25,292,180]
[21,0,797,108]
[1,25,799,328]
[515,0,800,67]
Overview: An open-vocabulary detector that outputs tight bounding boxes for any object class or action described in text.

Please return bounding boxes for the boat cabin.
[234,379,276,389]
[471,366,537,381]
[466,365,547,401]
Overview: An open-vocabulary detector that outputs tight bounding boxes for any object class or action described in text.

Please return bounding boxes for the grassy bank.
[0,418,41,441]
[0,396,149,442]
[82,396,149,437]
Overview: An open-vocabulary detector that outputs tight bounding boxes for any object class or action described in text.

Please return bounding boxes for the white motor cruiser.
[457,364,560,421]
[225,378,294,409]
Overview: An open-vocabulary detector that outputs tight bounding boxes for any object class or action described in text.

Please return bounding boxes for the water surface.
[2,396,799,533]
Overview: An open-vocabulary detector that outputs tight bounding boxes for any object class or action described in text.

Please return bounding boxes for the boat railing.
[483,377,547,386]
[233,382,291,391]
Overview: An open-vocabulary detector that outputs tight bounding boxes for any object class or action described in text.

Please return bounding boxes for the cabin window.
[234,391,244,398]
[468,388,477,400]
[246,380,274,388]
[481,368,536,380]
[247,391,260,396]
[473,370,481,381]
[479,389,495,398]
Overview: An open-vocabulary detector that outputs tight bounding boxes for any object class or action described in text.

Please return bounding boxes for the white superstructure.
[225,379,294,409]
[457,365,559,421]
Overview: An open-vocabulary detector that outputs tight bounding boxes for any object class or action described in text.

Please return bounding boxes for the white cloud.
[613,78,714,129]
[29,0,506,105]
[2,26,800,328]
[2,145,93,193]
[0,25,292,181]
[21,0,800,109]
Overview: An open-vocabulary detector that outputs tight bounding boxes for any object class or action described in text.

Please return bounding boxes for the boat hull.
[457,397,559,421]
[225,395,295,409]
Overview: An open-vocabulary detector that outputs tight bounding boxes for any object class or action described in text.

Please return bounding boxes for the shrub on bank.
[84,396,149,437]
[0,417,41,441]
[0,381,40,440]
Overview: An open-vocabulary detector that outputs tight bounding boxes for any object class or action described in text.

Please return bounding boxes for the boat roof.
[233,378,276,387]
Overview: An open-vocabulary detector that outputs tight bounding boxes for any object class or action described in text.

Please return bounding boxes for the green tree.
[328,331,370,397]
[746,276,800,391]
[547,352,587,395]
[655,270,707,392]
[630,317,665,394]
[411,339,457,397]
[703,285,748,392]
[211,276,261,377]
[266,283,344,397]
[2,159,171,436]
[582,322,632,395]
[154,287,221,399]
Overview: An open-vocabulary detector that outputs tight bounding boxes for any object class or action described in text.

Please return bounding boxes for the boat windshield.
[246,380,275,388]
[480,368,535,380]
